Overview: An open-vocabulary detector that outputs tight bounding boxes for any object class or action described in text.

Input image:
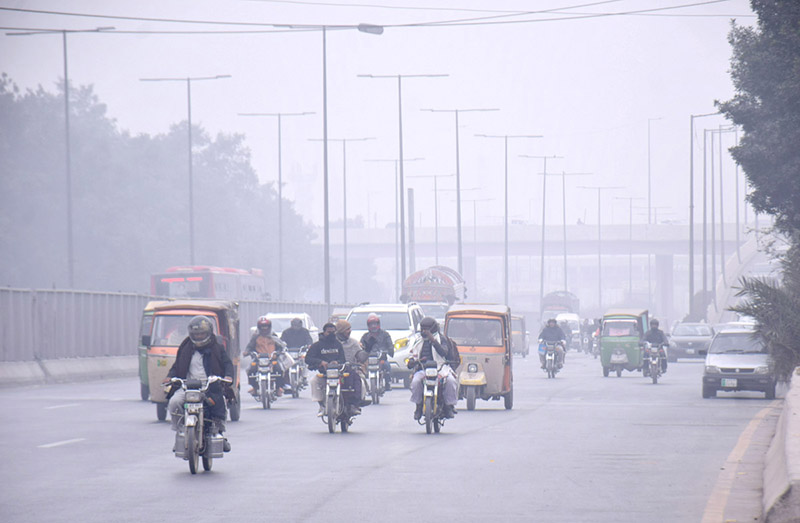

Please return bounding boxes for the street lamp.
[635,205,672,312]
[422,107,499,276]
[520,155,562,314]
[551,171,591,292]
[359,73,448,283]
[578,185,623,311]
[311,137,375,303]
[407,174,455,265]
[475,134,542,306]
[238,111,314,300]
[141,74,231,265]
[614,196,645,299]
[8,26,115,288]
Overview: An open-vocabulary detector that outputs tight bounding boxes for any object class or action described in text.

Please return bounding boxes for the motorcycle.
[248,350,287,409]
[367,353,388,405]
[539,340,562,378]
[169,375,231,475]
[287,345,309,399]
[321,362,361,433]
[642,342,666,384]
[419,360,454,434]
[591,333,600,359]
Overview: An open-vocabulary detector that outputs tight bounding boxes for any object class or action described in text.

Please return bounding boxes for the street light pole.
[238,111,314,300]
[689,111,717,316]
[422,107,499,276]
[457,197,493,298]
[408,174,455,265]
[141,74,232,266]
[8,26,115,288]
[475,133,542,306]
[615,196,644,299]
[579,185,623,311]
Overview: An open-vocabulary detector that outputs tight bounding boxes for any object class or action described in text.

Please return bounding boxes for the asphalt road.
[0,350,779,522]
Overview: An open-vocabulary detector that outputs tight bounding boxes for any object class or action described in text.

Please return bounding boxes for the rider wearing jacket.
[165,315,233,451]
[643,318,669,373]
[538,318,566,369]
[360,313,394,391]
[243,316,289,396]
[305,323,348,416]
[280,318,313,349]
[408,317,460,421]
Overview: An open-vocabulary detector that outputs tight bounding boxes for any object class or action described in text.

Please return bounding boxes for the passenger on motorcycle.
[306,323,363,417]
[643,318,669,374]
[165,315,233,452]
[538,318,566,369]
[408,317,459,421]
[360,313,394,392]
[335,320,368,407]
[280,317,313,349]
[243,316,289,396]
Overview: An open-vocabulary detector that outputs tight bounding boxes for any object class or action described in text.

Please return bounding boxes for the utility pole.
[579,185,623,311]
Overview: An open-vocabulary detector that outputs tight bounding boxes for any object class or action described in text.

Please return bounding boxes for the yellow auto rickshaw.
[445,304,513,411]
[143,300,241,421]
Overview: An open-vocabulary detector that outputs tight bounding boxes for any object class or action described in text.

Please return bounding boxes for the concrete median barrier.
[0,356,138,387]
[764,369,800,522]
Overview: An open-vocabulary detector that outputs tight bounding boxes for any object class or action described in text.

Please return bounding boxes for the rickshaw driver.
[538,318,566,369]
[164,315,233,452]
[408,317,459,421]
[360,313,394,391]
[643,318,669,374]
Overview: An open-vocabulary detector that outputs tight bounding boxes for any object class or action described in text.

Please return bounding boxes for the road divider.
[0,356,138,387]
[763,369,800,522]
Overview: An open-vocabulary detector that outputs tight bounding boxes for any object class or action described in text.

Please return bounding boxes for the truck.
[540,291,580,322]
[399,266,466,306]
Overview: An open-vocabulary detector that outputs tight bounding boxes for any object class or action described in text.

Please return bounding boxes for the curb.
[764,370,800,522]
[0,356,138,387]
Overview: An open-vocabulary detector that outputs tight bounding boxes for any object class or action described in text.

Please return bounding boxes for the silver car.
[701,329,776,399]
[669,323,714,361]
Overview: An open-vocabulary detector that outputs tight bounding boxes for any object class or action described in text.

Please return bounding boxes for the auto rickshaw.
[137,301,169,401]
[445,304,513,411]
[599,308,648,377]
[142,300,241,422]
[510,314,529,358]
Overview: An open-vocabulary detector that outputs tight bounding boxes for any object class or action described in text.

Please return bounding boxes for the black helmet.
[188,315,214,347]
[420,316,439,334]
[651,318,660,328]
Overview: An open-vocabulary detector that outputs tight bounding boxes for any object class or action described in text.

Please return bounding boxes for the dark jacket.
[644,328,668,346]
[166,337,234,407]
[281,327,313,349]
[305,334,346,371]
[539,325,566,343]
[360,329,394,357]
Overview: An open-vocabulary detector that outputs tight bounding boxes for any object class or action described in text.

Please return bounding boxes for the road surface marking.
[701,402,778,522]
[45,403,81,410]
[38,438,86,449]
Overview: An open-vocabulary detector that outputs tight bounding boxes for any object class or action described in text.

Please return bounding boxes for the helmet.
[257,316,272,334]
[651,318,659,328]
[290,318,303,329]
[367,313,380,332]
[420,316,439,334]
[187,316,214,347]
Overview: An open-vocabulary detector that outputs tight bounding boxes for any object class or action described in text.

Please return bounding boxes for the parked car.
[669,322,714,361]
[701,328,776,399]
[346,302,425,388]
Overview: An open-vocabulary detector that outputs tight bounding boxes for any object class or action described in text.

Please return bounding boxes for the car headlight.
[394,337,409,350]
[705,365,720,374]
[754,366,770,374]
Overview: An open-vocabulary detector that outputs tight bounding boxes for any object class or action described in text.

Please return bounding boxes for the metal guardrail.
[0,288,351,363]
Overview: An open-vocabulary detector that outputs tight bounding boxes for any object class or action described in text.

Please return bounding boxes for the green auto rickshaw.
[600,309,648,377]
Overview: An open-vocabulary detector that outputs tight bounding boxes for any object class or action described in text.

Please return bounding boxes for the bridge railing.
[0,288,348,363]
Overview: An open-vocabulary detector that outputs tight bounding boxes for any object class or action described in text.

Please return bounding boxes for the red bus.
[150,266,268,300]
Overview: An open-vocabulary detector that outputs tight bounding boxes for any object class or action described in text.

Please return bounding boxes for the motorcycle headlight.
[467,363,478,373]
[705,365,720,374]
[425,367,438,378]
[185,390,203,403]
[754,366,770,374]
[395,337,409,350]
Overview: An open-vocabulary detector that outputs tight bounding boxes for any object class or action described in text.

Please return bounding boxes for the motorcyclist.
[335,319,368,408]
[360,313,394,392]
[165,315,233,452]
[243,316,290,397]
[408,316,460,420]
[305,323,363,417]
[280,317,313,349]
[538,318,566,369]
[643,318,669,374]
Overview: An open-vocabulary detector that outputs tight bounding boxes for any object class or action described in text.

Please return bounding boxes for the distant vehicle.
[346,302,425,388]
[556,312,582,350]
[328,307,351,324]
[701,329,776,399]
[151,266,268,301]
[400,266,466,305]
[541,291,580,324]
[511,315,529,357]
[264,313,318,339]
[669,322,714,361]
[419,302,450,324]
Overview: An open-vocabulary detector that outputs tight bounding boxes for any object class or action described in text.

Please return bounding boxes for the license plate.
[610,353,628,364]
[721,378,738,388]
[685,349,695,355]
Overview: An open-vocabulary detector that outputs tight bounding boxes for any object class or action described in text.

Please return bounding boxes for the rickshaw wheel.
[156,403,167,421]
[140,382,149,401]
[425,397,434,434]
[466,387,476,411]
[602,366,610,377]
[616,368,622,378]
[504,388,513,410]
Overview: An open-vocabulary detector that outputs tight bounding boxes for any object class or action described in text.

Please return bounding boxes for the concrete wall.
[764,369,800,521]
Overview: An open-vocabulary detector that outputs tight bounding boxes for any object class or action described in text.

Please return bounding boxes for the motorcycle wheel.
[341,415,349,433]
[466,386,476,411]
[291,371,300,399]
[326,395,337,434]
[651,365,659,385]
[260,381,268,409]
[434,415,441,433]
[371,377,379,406]
[546,361,555,379]
[156,402,167,421]
[186,426,198,475]
[228,395,240,422]
[425,397,434,435]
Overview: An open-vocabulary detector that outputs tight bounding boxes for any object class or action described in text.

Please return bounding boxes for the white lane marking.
[45,403,81,410]
[38,438,86,449]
